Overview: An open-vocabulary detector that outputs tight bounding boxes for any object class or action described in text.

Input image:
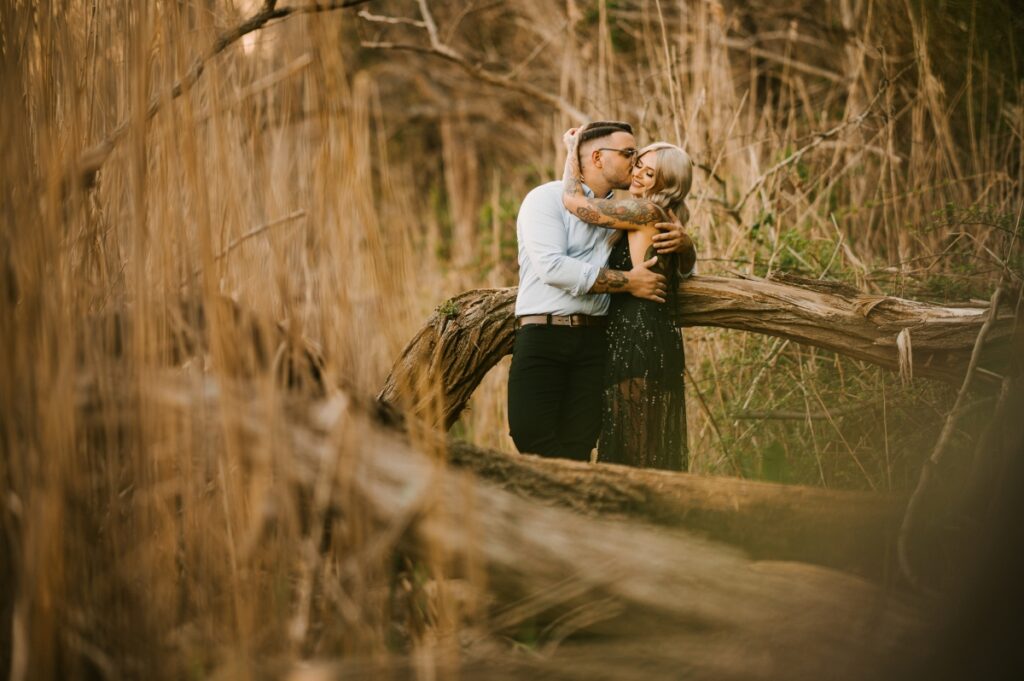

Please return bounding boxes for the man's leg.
[507,325,573,458]
[557,326,606,460]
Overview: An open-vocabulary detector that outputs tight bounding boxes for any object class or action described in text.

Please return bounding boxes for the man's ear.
[591,149,603,169]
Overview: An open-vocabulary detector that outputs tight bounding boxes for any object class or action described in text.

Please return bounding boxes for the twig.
[360,0,587,123]
[732,64,913,216]
[357,9,426,27]
[683,366,739,476]
[731,400,881,421]
[194,52,313,124]
[733,90,883,214]
[72,0,374,191]
[184,210,307,285]
[897,284,1005,589]
[720,37,846,83]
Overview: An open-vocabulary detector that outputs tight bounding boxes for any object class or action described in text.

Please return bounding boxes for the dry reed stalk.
[2,1,1022,678]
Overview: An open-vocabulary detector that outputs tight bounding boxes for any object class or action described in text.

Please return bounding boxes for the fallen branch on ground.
[446,439,901,579]
[77,371,926,680]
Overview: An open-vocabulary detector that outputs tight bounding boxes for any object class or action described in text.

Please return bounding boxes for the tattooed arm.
[588,257,668,303]
[561,131,665,230]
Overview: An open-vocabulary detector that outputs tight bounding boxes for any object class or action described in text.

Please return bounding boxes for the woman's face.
[629,152,658,197]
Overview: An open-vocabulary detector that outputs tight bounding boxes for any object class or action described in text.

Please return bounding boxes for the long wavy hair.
[636,142,693,226]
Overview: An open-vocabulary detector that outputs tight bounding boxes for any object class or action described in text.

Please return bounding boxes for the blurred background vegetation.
[2,0,1022,678]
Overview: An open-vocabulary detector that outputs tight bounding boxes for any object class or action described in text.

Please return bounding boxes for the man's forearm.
[588,268,630,294]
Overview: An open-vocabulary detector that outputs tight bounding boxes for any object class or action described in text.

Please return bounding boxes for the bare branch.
[720,37,846,83]
[734,91,883,214]
[379,279,1015,430]
[184,210,308,285]
[731,401,882,420]
[732,64,913,216]
[897,284,1007,589]
[360,0,587,123]
[357,9,426,28]
[71,0,374,192]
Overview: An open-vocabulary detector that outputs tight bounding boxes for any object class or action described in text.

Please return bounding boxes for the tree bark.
[447,439,900,579]
[379,275,1016,430]
[124,376,926,681]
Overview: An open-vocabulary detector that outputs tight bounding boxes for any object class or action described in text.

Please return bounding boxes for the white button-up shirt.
[514,180,617,317]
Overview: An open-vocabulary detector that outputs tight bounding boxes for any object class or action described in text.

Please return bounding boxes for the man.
[507,121,696,461]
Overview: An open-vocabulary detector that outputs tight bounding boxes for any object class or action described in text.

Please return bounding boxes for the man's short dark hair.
[578,120,633,144]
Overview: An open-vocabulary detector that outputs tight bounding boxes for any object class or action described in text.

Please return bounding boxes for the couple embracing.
[508,121,696,471]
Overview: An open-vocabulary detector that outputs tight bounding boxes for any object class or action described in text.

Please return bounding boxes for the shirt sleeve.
[518,186,600,296]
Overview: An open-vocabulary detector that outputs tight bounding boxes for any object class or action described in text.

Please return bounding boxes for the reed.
[2,0,1020,678]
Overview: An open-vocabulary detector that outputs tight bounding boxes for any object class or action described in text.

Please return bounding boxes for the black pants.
[507,324,606,461]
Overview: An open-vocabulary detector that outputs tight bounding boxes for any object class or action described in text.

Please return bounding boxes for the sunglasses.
[596,147,638,160]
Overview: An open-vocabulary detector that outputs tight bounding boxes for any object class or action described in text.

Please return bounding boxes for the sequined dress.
[598,235,688,470]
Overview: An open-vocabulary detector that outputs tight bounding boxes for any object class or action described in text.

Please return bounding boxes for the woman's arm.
[561,131,663,230]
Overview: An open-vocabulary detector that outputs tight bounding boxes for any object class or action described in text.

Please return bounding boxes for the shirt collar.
[580,182,614,199]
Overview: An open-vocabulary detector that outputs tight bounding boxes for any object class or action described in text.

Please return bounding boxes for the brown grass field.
[2,0,1023,679]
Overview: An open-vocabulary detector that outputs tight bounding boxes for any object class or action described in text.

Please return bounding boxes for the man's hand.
[627,256,669,302]
[651,221,694,254]
[589,256,667,302]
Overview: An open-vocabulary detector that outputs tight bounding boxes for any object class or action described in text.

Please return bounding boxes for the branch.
[733,94,880,214]
[731,65,912,215]
[379,278,1016,430]
[360,0,587,123]
[730,401,881,421]
[897,285,1007,589]
[80,373,924,679]
[446,440,900,579]
[71,0,374,191]
[357,9,426,27]
[184,209,307,284]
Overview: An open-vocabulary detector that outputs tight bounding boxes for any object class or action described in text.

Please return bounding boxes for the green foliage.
[689,330,978,491]
[436,298,460,319]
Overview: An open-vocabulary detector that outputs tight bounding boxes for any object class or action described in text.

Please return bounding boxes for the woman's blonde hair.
[637,142,692,225]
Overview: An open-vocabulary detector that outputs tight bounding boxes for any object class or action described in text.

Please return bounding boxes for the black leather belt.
[515,314,607,328]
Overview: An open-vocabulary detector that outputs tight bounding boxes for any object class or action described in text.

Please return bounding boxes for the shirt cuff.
[576,262,601,296]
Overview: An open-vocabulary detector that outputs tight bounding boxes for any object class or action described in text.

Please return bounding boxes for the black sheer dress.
[598,234,688,470]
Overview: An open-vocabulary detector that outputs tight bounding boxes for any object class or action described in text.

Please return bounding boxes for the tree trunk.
[379,276,1015,429]
[447,439,900,579]
[127,376,926,681]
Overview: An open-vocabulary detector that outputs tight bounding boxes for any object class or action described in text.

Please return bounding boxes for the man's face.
[594,131,638,190]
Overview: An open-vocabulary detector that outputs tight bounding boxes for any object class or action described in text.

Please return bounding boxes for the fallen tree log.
[379,275,1017,429]
[112,374,927,680]
[447,439,900,579]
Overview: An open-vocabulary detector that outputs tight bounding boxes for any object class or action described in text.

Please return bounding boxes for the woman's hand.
[651,222,694,254]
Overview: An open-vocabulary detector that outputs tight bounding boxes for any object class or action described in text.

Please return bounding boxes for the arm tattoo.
[574,205,606,224]
[563,175,583,198]
[589,268,629,293]
[572,197,664,228]
[562,136,584,200]
[560,133,662,229]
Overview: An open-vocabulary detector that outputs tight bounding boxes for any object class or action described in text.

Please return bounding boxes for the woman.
[562,129,693,470]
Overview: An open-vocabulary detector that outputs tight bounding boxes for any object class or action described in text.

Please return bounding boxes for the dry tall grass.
[2,0,1021,678]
